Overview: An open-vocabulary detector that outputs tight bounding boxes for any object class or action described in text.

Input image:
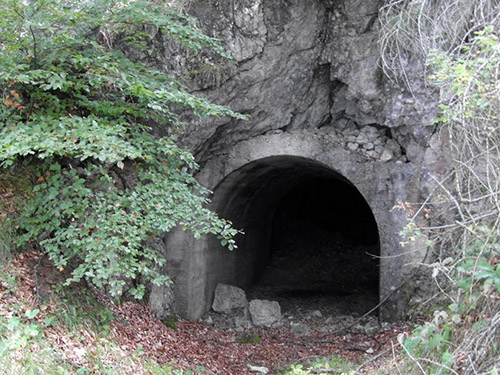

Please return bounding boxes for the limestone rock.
[290,323,310,335]
[248,365,269,374]
[379,148,393,162]
[312,310,323,318]
[234,316,253,330]
[385,139,402,155]
[356,133,369,145]
[212,284,248,314]
[249,300,281,327]
[364,319,380,336]
[347,142,358,151]
[147,0,444,323]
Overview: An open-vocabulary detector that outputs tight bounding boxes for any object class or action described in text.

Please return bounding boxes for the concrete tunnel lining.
[204,155,381,316]
[152,131,423,321]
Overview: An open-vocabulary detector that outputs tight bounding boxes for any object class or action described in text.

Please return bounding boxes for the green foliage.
[0,0,244,298]
[380,7,500,373]
[401,232,500,374]
[427,26,500,128]
[279,356,355,375]
[402,313,455,375]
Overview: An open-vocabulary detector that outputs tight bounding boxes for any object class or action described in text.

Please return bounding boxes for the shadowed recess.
[207,156,380,316]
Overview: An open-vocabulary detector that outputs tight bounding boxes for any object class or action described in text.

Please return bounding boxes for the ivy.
[0,0,244,298]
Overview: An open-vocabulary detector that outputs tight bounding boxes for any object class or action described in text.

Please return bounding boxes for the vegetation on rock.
[380,1,500,374]
[0,0,244,298]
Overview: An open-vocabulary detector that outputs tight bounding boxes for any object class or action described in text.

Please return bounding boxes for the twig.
[314,281,407,339]
[355,347,391,374]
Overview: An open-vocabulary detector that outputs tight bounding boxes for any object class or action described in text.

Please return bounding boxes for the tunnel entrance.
[209,156,380,318]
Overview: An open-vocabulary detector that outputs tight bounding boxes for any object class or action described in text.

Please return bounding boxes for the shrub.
[0,0,245,298]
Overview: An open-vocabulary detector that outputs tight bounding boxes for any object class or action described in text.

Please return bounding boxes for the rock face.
[248,300,281,327]
[148,0,447,322]
[212,283,248,314]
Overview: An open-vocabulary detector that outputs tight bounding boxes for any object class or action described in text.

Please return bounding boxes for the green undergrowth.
[0,262,191,375]
[279,356,356,375]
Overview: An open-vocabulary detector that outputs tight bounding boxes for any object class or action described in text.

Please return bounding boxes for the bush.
[0,0,244,298]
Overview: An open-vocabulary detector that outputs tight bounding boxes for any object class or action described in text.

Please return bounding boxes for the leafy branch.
[0,0,245,298]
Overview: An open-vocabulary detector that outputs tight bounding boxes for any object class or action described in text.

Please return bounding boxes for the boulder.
[248,299,281,327]
[290,323,311,335]
[364,318,380,336]
[212,284,248,314]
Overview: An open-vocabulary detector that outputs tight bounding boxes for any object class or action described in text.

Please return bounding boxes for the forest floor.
[0,251,413,375]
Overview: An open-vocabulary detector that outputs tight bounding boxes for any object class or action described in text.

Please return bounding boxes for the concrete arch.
[155,130,426,321]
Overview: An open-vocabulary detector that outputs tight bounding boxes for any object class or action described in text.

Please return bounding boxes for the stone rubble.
[290,322,311,335]
[322,123,406,162]
[212,283,248,314]
[248,299,282,327]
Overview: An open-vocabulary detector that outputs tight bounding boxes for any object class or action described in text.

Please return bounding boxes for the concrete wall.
[154,130,427,321]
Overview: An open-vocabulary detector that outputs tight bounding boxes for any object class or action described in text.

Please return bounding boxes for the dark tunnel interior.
[249,177,380,316]
[210,156,380,317]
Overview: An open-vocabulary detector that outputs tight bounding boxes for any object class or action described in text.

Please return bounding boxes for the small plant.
[0,308,42,356]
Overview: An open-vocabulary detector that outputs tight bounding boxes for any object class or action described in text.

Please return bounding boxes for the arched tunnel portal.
[152,132,425,322]
[206,156,381,316]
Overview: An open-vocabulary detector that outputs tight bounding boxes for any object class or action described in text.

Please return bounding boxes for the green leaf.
[25,308,40,320]
[6,317,21,331]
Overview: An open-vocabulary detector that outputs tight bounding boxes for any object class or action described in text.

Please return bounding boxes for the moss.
[162,314,178,330]
[237,332,261,344]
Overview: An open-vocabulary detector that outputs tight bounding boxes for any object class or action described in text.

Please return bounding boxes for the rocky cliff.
[146,0,445,321]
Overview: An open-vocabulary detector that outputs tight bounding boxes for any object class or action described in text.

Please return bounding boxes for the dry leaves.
[0,252,412,375]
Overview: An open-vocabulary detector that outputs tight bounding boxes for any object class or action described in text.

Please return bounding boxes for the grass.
[236,332,261,344]
[0,255,190,375]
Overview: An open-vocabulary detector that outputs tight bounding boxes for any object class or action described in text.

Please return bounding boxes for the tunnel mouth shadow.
[209,156,380,319]
[247,177,380,317]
